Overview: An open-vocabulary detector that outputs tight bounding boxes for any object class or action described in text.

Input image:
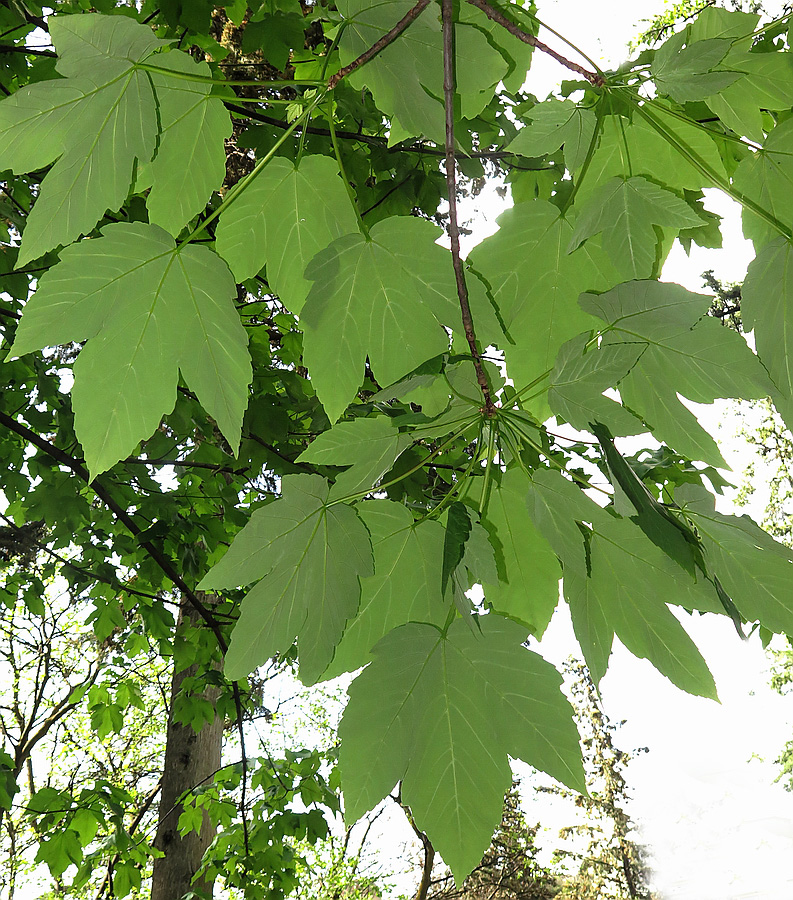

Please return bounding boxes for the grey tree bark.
[151,594,223,900]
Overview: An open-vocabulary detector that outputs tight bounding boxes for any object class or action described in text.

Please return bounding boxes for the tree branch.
[441,0,495,415]
[0,411,228,652]
[465,0,606,87]
[327,0,433,90]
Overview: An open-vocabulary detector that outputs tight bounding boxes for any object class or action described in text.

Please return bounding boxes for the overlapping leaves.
[0,15,229,263]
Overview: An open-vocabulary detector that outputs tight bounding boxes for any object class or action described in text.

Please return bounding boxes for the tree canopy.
[2,0,793,892]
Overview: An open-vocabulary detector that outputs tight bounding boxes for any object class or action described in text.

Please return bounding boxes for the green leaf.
[145,50,232,236]
[9,222,250,476]
[680,485,793,636]
[301,216,458,422]
[297,416,413,500]
[569,176,702,278]
[336,0,507,142]
[442,501,471,594]
[581,280,773,464]
[481,469,561,635]
[651,32,740,103]
[339,616,585,881]
[215,155,359,309]
[0,14,167,264]
[733,117,793,249]
[469,200,621,407]
[591,422,703,577]
[706,47,793,142]
[199,474,373,683]
[509,99,597,170]
[547,335,645,437]
[742,236,793,429]
[569,517,718,696]
[323,500,447,678]
[577,108,727,200]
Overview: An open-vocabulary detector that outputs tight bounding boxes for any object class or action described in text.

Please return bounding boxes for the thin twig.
[227,101,517,159]
[441,0,495,415]
[328,0,432,89]
[465,0,606,87]
[231,683,251,860]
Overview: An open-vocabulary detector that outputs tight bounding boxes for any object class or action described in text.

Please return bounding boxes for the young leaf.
[301,217,458,422]
[569,176,702,278]
[297,416,413,500]
[509,99,597,170]
[8,223,250,477]
[323,500,447,678]
[339,616,585,881]
[215,155,360,309]
[199,475,373,683]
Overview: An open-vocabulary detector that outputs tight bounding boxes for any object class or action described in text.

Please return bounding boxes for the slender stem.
[327,0,433,89]
[327,102,369,237]
[520,10,604,75]
[138,61,321,87]
[465,0,605,87]
[441,0,496,415]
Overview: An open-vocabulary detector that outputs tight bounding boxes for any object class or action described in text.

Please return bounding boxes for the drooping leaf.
[301,216,459,422]
[215,155,359,309]
[145,50,232,236]
[0,15,167,264]
[199,474,373,683]
[323,500,447,678]
[569,176,702,278]
[733,117,793,249]
[9,222,250,476]
[481,468,561,635]
[509,99,597,170]
[591,422,704,577]
[339,616,585,881]
[297,416,413,500]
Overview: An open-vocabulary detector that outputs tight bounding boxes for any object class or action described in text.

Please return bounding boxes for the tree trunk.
[151,594,223,900]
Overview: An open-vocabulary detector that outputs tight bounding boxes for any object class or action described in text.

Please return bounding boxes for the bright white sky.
[459,3,793,898]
